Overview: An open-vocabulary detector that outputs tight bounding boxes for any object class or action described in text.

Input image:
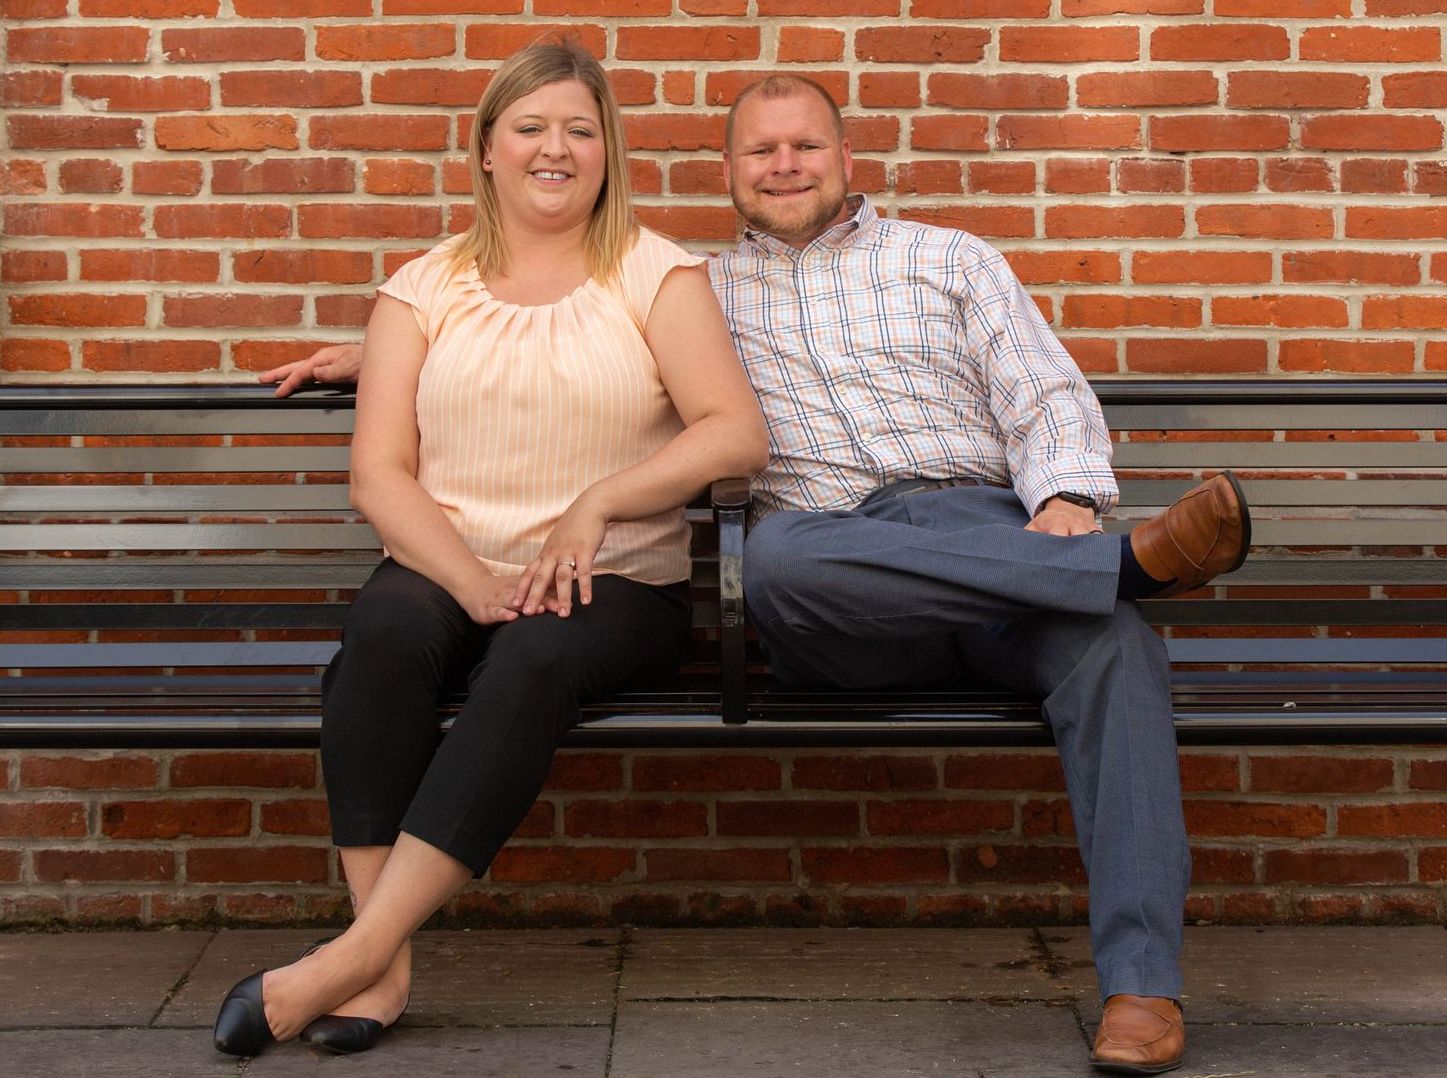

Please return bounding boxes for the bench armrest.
[709,476,751,511]
[711,477,751,725]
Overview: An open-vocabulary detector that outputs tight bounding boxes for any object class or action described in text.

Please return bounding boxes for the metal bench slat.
[0,556,380,590]
[0,408,355,436]
[1141,599,1447,626]
[6,596,1441,632]
[4,710,1443,748]
[7,673,1439,703]
[1103,518,1447,546]
[0,641,341,667]
[1111,443,1446,468]
[12,637,1439,671]
[0,485,353,512]
[3,522,380,551]
[5,632,1442,671]
[10,518,1440,552]
[1164,638,1447,663]
[1212,559,1447,586]
[1,603,348,630]
[4,446,352,473]
[16,443,1440,471]
[1102,402,1447,430]
[1116,479,1447,507]
[0,556,720,591]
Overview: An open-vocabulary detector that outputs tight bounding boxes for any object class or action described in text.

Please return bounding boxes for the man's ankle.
[1117,533,1172,600]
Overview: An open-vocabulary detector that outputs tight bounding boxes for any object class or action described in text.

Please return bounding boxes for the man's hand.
[1026,497,1102,537]
[259,343,363,397]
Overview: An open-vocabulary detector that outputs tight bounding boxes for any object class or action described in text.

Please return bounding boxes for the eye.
[569,127,595,138]
[516,123,542,135]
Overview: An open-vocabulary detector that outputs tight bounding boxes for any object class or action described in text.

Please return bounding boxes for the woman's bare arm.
[350,297,522,625]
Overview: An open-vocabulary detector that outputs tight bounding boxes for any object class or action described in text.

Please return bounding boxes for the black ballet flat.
[213,970,276,1057]
[295,936,402,1054]
[300,1013,387,1054]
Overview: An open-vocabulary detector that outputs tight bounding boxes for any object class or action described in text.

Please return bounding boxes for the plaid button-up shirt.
[709,196,1117,522]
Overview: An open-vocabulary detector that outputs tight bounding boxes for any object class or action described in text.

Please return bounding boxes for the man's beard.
[732,189,846,244]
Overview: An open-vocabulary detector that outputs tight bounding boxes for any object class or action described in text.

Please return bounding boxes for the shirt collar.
[741,194,875,257]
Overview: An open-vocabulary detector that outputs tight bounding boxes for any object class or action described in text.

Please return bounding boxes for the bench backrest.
[3,382,1445,678]
[0,386,722,675]
[1103,383,1447,669]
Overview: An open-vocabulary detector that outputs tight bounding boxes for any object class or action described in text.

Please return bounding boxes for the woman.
[213,41,767,1056]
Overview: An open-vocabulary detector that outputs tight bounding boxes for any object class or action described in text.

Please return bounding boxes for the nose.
[770,145,800,173]
[541,126,568,158]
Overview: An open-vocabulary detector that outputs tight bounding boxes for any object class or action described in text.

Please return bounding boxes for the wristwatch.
[1051,490,1099,511]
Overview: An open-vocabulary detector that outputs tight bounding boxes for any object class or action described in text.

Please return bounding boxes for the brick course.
[3,747,1445,927]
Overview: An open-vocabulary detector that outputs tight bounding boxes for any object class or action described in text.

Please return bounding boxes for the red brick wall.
[3,4,1446,379]
[4,747,1445,926]
[4,7,1445,925]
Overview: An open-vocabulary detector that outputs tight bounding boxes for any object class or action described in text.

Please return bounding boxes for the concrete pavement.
[2,925,1445,1077]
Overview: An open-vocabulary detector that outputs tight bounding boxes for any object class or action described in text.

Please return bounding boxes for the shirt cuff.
[1017,459,1119,519]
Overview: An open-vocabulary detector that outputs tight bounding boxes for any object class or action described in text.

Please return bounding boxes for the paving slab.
[242,1027,610,1077]
[162,929,622,1029]
[1048,925,1447,1023]
[157,929,339,1028]
[623,928,1076,1001]
[401,929,621,1026]
[0,931,210,1028]
[1181,1023,1447,1078]
[610,1000,1086,1078]
[0,1029,244,1078]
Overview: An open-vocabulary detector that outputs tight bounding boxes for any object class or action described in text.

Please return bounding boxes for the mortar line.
[148,927,219,1029]
[602,926,632,1077]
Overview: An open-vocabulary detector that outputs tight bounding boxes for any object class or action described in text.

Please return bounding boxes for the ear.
[721,151,733,196]
[840,138,853,186]
[480,135,493,171]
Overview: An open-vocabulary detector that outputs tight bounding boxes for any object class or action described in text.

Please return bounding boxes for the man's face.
[724,91,853,249]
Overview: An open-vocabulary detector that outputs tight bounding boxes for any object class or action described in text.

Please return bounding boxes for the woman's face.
[483,79,608,236]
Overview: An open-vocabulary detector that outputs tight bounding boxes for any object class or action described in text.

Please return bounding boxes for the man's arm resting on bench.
[260,343,363,397]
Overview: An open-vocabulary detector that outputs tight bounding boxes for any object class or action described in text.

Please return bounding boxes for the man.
[264,75,1249,1075]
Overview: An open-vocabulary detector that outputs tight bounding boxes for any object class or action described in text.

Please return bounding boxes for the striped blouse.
[378,228,704,586]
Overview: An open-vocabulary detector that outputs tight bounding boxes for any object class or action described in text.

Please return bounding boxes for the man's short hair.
[724,75,846,152]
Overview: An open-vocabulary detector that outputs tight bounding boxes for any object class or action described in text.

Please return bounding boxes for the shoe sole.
[1217,469,1251,574]
[1089,1056,1183,1075]
[306,1023,384,1055]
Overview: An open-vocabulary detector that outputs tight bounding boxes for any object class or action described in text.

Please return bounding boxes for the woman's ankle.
[322,929,398,983]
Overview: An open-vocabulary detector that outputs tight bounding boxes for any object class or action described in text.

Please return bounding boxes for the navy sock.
[1117,534,1173,600]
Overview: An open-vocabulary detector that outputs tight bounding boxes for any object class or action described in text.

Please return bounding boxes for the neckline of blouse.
[459,259,596,311]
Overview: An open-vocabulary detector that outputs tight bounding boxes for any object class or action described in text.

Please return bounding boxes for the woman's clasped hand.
[513,490,608,617]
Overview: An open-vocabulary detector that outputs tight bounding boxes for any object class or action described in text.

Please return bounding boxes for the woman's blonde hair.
[448,40,635,283]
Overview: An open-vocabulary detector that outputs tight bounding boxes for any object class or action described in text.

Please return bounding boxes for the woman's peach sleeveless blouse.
[377,229,704,585]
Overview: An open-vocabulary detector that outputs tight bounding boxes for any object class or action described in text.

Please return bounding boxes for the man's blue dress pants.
[743,483,1190,1001]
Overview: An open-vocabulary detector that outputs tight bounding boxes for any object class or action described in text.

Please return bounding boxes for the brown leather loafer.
[1090,994,1184,1074]
[1130,472,1250,598]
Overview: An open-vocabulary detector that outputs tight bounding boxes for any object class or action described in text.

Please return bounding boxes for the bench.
[2,381,1445,748]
